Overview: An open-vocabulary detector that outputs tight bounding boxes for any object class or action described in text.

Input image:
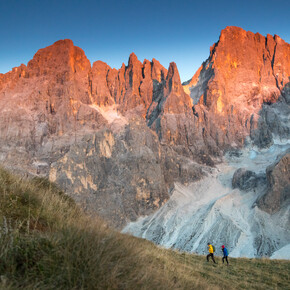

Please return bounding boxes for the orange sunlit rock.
[0,26,289,162]
[184,26,290,149]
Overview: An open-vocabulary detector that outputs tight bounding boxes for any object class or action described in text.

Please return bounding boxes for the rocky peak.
[124,52,143,94]
[142,59,151,78]
[107,53,168,114]
[91,61,114,106]
[128,52,140,66]
[183,26,290,150]
[218,26,247,42]
[214,26,290,92]
[0,63,28,92]
[151,58,167,82]
[27,39,91,77]
[147,61,193,141]
[166,62,183,95]
[92,60,110,72]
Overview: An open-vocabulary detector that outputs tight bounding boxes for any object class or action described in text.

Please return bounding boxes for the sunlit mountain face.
[0,27,289,257]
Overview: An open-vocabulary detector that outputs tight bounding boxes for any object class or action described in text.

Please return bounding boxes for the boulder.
[232,168,258,191]
[258,150,290,213]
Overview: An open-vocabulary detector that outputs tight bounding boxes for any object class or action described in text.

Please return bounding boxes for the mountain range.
[0,26,289,256]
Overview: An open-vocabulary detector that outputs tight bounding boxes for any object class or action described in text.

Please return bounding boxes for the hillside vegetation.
[0,167,289,289]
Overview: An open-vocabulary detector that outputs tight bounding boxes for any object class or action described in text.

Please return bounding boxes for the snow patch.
[270,244,290,260]
[89,105,128,130]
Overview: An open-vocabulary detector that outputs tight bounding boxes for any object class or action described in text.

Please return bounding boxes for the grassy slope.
[0,167,289,289]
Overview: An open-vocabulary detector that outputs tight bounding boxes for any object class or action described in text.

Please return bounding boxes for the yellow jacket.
[208,244,213,254]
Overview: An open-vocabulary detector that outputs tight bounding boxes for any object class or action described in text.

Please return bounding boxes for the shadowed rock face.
[232,168,259,191]
[0,27,289,226]
[49,120,203,228]
[250,83,290,148]
[49,121,168,228]
[147,62,196,147]
[258,150,290,213]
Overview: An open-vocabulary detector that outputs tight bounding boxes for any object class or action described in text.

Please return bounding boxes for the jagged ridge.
[0,26,289,228]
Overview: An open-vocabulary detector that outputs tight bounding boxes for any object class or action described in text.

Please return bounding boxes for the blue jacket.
[222,247,228,256]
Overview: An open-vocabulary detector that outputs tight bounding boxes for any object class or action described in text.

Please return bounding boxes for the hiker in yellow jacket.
[207,243,217,264]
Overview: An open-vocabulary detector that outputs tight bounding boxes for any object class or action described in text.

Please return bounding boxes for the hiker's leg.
[222,256,225,264]
[206,254,210,261]
[225,256,229,264]
[212,254,216,263]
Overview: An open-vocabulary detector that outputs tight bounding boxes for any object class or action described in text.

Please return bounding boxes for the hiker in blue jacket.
[221,245,229,265]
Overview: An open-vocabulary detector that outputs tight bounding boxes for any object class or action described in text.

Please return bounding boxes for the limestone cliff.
[184,26,290,149]
[0,26,289,227]
[49,120,203,228]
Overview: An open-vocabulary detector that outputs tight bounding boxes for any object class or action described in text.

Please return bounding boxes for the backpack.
[212,245,215,252]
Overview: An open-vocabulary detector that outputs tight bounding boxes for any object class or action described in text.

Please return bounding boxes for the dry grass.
[0,167,289,289]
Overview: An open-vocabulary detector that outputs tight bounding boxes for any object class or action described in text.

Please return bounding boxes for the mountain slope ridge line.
[0,25,289,229]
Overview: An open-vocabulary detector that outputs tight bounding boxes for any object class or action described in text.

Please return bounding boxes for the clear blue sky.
[0,0,289,82]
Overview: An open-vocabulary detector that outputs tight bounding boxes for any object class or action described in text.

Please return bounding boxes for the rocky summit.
[184,26,290,149]
[0,26,289,235]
